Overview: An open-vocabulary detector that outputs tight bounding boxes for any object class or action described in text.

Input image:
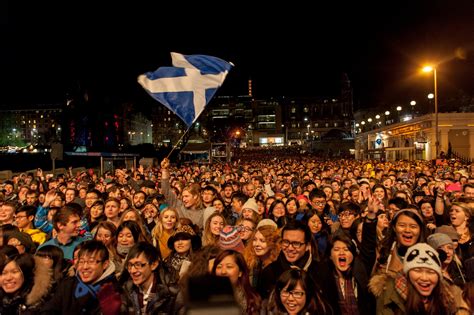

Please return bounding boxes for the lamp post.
[423,66,438,158]
[396,106,402,122]
[410,100,416,119]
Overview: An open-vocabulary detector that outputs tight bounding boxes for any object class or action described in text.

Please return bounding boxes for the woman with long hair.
[152,207,180,260]
[118,208,152,243]
[369,208,427,299]
[449,201,474,262]
[243,224,281,288]
[236,217,257,246]
[303,209,330,258]
[0,253,52,314]
[87,199,106,234]
[212,250,261,314]
[202,212,226,246]
[327,234,374,314]
[418,196,437,234]
[94,220,122,275]
[115,220,148,265]
[266,269,332,315]
[375,243,470,314]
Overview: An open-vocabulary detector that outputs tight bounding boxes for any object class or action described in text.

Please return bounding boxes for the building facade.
[354,112,474,162]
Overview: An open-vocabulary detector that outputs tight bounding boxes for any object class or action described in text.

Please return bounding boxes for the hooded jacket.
[0,256,52,315]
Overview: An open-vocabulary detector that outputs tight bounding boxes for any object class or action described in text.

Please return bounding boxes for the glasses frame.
[127,261,149,270]
[280,289,305,298]
[281,239,305,249]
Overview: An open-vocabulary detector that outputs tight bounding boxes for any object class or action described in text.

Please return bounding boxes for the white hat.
[403,243,442,279]
[256,218,278,230]
[242,198,259,213]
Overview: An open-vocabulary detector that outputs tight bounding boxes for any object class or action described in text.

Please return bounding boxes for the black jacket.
[258,251,339,314]
[41,263,124,315]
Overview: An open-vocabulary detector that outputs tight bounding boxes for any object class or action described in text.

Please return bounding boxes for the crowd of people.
[0,157,473,314]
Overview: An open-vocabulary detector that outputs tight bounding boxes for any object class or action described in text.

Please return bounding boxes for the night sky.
[1,1,473,110]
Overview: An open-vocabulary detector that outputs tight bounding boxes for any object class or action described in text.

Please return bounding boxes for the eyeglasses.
[14,215,28,220]
[280,290,305,298]
[77,259,104,266]
[339,211,355,218]
[238,225,255,232]
[127,261,148,270]
[312,201,326,206]
[281,240,305,249]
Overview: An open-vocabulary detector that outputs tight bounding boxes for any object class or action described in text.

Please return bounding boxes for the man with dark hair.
[38,205,89,260]
[201,185,217,208]
[463,183,474,198]
[42,240,124,314]
[227,192,248,225]
[258,221,339,312]
[121,242,182,314]
[15,205,47,246]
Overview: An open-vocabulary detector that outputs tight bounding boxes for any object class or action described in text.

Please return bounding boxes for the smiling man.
[122,242,182,314]
[258,221,340,312]
[41,240,124,314]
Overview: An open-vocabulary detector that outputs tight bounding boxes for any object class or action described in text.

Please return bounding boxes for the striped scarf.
[335,274,359,315]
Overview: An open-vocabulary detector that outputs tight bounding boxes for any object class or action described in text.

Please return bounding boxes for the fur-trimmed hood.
[368,273,388,298]
[25,255,53,306]
[369,245,403,297]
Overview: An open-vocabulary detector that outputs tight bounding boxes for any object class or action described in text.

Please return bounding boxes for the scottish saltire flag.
[138,52,233,127]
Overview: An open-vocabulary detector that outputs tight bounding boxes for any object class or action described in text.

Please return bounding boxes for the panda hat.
[403,243,442,278]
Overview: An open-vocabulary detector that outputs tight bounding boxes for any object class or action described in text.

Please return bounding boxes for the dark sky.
[1,1,473,110]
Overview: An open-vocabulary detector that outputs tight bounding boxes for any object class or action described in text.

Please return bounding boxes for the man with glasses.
[333,202,360,238]
[42,240,124,314]
[258,221,339,311]
[14,205,47,246]
[122,242,182,314]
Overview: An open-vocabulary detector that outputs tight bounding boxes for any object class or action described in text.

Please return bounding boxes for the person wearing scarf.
[327,234,375,315]
[41,240,124,315]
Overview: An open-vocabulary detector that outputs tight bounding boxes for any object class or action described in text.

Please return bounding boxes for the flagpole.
[165,126,192,159]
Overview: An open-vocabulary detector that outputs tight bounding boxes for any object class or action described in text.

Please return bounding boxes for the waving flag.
[138,52,233,127]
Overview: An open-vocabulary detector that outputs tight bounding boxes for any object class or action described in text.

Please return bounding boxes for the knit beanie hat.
[427,233,453,250]
[434,225,459,242]
[219,225,245,253]
[242,198,258,213]
[403,243,442,279]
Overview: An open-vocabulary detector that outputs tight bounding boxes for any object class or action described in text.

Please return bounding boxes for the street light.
[422,65,439,158]
[396,106,402,122]
[410,100,416,119]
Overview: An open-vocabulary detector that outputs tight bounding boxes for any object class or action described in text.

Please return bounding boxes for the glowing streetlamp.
[410,100,416,119]
[423,65,439,158]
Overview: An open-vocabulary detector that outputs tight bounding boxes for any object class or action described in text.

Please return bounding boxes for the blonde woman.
[152,207,180,260]
[243,224,281,288]
[202,212,226,246]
